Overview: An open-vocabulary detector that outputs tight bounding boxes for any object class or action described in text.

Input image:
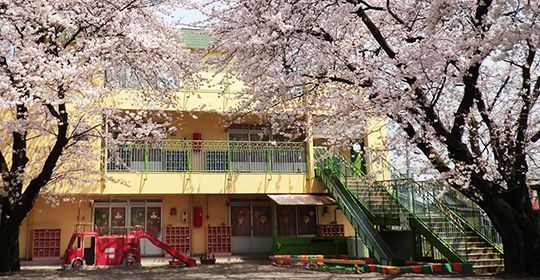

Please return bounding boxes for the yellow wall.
[160,194,229,254]
[365,118,391,180]
[20,197,92,259]
[317,206,355,237]
[98,173,322,195]
[105,69,245,112]
[21,194,356,258]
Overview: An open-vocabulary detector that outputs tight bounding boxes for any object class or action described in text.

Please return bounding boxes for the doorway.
[230,205,272,253]
[93,198,163,256]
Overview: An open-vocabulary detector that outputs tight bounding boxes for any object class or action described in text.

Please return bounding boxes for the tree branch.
[451,62,481,140]
[351,6,396,59]
[16,86,69,224]
[0,151,8,175]
[393,115,450,173]
[386,0,404,25]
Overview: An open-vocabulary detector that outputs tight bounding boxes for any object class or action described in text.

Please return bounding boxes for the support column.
[305,110,315,183]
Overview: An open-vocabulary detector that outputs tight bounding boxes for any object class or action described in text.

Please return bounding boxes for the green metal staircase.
[315,155,394,265]
[314,148,504,273]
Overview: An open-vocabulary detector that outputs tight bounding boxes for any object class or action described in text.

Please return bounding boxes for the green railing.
[106,140,306,173]
[408,180,503,251]
[378,158,503,252]
[314,148,394,264]
[314,147,469,262]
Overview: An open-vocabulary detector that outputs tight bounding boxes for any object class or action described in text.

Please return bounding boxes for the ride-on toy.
[63,224,196,269]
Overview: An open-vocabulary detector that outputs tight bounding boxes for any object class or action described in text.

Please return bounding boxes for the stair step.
[449,241,490,246]
[466,253,502,260]
[473,264,505,274]
[471,258,504,263]
[455,248,500,254]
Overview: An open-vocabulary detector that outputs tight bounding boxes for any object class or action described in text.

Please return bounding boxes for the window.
[252,206,272,236]
[277,206,297,236]
[277,205,317,236]
[297,206,317,235]
[164,150,188,171]
[206,151,228,171]
[231,206,251,236]
[94,207,110,229]
[71,236,82,250]
[107,144,132,171]
[228,125,269,141]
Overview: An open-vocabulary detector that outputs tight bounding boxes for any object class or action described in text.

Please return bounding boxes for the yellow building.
[18,29,384,261]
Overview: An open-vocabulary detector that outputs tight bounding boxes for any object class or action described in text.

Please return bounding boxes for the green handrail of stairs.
[314,148,467,263]
[379,159,503,254]
[314,151,394,265]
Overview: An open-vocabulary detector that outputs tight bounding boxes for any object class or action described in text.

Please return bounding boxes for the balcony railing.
[106,140,307,173]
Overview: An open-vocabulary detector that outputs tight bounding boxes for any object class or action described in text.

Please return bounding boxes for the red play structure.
[63,224,197,269]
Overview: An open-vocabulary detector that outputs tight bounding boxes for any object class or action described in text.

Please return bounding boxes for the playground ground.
[0,257,535,279]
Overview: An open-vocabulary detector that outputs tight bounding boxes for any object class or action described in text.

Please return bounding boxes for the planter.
[200,258,216,265]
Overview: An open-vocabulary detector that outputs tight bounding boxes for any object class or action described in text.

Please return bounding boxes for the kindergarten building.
[17,29,504,273]
[18,29,360,259]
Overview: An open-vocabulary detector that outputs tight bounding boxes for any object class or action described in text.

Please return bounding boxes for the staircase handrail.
[315,147,471,262]
[378,158,503,253]
[416,180,503,253]
[314,157,394,264]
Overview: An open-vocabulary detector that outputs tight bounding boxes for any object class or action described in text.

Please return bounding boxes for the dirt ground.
[0,259,535,280]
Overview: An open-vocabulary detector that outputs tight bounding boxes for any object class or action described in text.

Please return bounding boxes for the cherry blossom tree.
[0,0,198,272]
[200,0,540,274]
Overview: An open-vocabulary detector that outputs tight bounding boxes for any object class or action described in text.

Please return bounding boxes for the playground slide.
[141,231,197,267]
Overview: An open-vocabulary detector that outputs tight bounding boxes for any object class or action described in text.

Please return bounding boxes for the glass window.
[94,207,110,229]
[252,206,272,236]
[206,151,228,171]
[231,206,251,236]
[111,207,126,227]
[228,125,269,141]
[146,207,161,237]
[107,144,132,171]
[71,236,82,249]
[164,150,187,171]
[130,207,145,228]
[297,206,317,235]
[277,206,297,236]
[276,205,317,236]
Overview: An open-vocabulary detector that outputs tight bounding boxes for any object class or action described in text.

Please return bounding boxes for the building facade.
[17,29,382,261]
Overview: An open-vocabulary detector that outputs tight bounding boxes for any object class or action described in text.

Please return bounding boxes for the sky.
[169,8,207,25]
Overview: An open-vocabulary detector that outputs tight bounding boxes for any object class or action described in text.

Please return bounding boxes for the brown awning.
[267,194,336,205]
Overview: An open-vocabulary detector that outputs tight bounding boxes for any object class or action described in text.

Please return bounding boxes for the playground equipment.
[63,224,197,269]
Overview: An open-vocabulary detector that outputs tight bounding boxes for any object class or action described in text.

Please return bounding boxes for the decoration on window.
[114,211,123,220]
[236,209,246,225]
[303,210,315,224]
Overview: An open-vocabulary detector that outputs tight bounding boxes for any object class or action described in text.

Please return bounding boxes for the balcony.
[106,140,307,173]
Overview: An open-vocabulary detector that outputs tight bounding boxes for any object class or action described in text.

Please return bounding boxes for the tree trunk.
[0,224,21,273]
[482,197,540,275]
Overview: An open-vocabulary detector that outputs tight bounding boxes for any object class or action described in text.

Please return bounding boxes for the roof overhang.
[267,194,336,205]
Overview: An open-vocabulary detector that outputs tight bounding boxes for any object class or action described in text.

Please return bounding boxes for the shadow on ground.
[1,260,536,280]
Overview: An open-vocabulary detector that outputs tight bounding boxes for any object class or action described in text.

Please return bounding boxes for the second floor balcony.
[106,140,307,174]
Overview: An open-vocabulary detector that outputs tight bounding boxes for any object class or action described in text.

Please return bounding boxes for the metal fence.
[106,140,306,173]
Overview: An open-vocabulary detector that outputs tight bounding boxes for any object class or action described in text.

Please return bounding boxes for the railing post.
[266,144,272,174]
[144,143,149,172]
[186,141,192,179]
[305,140,315,181]
[227,141,232,177]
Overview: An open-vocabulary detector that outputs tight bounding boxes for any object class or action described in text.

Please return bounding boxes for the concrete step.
[471,258,504,264]
[455,246,500,255]
[473,263,504,274]
[466,252,503,260]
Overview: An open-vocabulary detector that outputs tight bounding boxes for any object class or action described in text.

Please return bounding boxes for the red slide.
[141,231,197,267]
